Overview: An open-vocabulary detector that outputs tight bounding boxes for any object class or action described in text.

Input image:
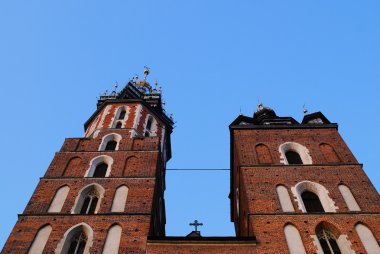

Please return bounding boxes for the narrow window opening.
[115,122,122,129]
[145,117,153,136]
[93,163,108,177]
[118,110,126,120]
[285,150,303,164]
[67,231,87,254]
[105,140,117,151]
[317,228,342,254]
[301,191,324,212]
[79,189,99,215]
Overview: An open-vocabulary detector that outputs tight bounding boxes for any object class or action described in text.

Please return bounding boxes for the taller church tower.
[229,104,380,253]
[2,70,173,254]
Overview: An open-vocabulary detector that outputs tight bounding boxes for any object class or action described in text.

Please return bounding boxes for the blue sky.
[0,0,379,248]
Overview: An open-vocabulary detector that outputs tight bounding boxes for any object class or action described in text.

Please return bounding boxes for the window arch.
[55,223,93,254]
[255,143,273,164]
[102,224,122,254]
[320,143,341,163]
[355,223,380,253]
[284,224,306,254]
[111,106,129,128]
[48,185,70,213]
[144,115,157,137]
[28,224,52,254]
[279,142,312,165]
[291,181,338,213]
[316,225,342,254]
[111,185,129,212]
[276,185,295,212]
[72,184,105,214]
[85,155,113,177]
[312,222,354,254]
[99,133,122,151]
[62,157,83,176]
[338,184,360,211]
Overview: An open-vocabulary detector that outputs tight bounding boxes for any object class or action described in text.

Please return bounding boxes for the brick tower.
[1,71,173,253]
[229,104,380,253]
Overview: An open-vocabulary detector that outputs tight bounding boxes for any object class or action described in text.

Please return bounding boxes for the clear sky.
[0,0,379,249]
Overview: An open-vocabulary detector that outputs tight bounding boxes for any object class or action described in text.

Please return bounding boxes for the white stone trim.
[28,224,52,254]
[143,114,157,137]
[279,142,312,165]
[311,234,355,254]
[98,105,112,129]
[111,185,129,212]
[55,222,94,254]
[71,183,105,214]
[133,105,143,129]
[291,181,338,212]
[85,155,113,177]
[338,184,361,211]
[85,115,100,138]
[98,133,122,151]
[284,224,306,254]
[355,223,380,254]
[48,185,70,213]
[111,106,130,128]
[276,185,295,212]
[102,224,122,254]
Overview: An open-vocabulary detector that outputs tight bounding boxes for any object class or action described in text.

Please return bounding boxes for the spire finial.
[143,66,150,80]
[258,102,264,110]
[303,103,308,114]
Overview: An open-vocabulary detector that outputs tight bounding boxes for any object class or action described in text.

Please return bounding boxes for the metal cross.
[189,220,203,231]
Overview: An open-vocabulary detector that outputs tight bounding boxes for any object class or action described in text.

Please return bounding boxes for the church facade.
[2,74,380,254]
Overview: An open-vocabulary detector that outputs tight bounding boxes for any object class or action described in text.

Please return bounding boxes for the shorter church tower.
[229,104,380,253]
[2,70,173,254]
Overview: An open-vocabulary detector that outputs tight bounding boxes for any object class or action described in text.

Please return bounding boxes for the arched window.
[115,122,122,129]
[255,144,273,164]
[86,155,113,177]
[28,224,52,254]
[292,181,338,213]
[279,142,312,165]
[80,189,99,214]
[67,230,87,254]
[48,185,70,212]
[301,191,324,212]
[316,225,342,254]
[355,223,380,253]
[102,224,122,254]
[72,184,104,214]
[285,151,303,164]
[111,185,129,212]
[284,224,306,254]
[105,140,117,151]
[118,110,126,120]
[145,116,153,137]
[56,223,93,254]
[338,184,360,211]
[99,133,121,151]
[320,143,341,163]
[93,163,108,177]
[276,185,295,212]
